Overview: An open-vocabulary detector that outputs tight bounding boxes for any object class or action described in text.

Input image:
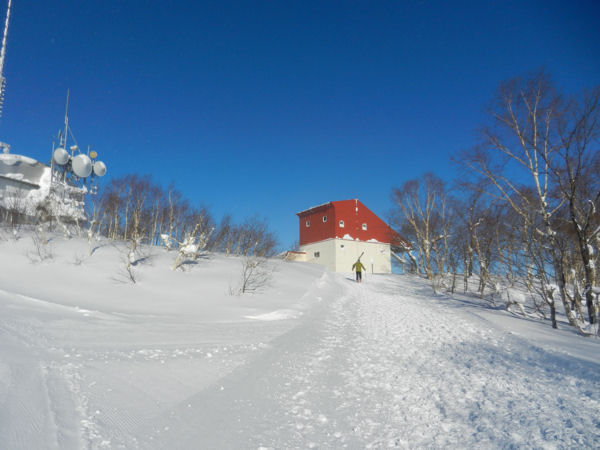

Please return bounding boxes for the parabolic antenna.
[53,147,69,165]
[92,160,106,177]
[72,154,92,177]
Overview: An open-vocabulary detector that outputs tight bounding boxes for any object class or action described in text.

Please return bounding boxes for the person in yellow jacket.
[352,258,366,283]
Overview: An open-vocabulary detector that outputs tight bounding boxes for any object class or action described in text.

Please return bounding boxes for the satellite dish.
[92,160,106,177]
[53,147,69,165]
[72,154,92,177]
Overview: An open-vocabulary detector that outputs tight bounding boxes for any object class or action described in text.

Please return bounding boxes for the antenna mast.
[0,0,12,122]
[62,88,70,149]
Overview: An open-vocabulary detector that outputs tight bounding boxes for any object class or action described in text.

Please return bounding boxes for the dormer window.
[339,220,345,228]
[362,223,367,231]
[322,215,327,223]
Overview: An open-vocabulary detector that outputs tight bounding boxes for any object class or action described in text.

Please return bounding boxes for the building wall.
[298,239,337,271]
[300,238,392,274]
[297,204,335,246]
[334,238,391,273]
[297,199,400,247]
[331,199,396,243]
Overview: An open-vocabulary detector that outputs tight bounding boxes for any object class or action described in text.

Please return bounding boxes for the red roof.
[297,199,408,247]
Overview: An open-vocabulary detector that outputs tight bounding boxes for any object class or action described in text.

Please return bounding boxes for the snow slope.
[0,233,599,448]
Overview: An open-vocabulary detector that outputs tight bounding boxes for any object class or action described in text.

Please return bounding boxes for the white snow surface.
[0,153,40,166]
[0,154,53,215]
[0,232,599,449]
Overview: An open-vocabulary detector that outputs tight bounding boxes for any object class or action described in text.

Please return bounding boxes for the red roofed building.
[294,199,408,273]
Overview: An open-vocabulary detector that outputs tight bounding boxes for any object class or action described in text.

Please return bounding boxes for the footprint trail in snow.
[142,275,599,449]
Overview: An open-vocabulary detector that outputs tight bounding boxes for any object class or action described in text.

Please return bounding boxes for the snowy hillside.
[0,232,599,449]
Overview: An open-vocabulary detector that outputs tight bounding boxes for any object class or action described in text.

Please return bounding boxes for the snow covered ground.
[0,232,599,449]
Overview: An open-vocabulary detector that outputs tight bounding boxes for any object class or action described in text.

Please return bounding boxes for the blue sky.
[1,0,599,248]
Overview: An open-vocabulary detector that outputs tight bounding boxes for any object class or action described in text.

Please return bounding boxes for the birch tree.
[392,173,449,280]
[547,87,600,324]
[460,71,600,330]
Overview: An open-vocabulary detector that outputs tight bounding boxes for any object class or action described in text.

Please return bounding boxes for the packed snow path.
[139,274,599,449]
[1,270,599,448]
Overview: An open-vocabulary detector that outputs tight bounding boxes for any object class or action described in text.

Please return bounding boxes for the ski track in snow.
[139,274,600,449]
[1,271,599,448]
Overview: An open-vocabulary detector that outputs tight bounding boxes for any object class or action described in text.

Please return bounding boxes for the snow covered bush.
[160,233,173,251]
[171,226,212,271]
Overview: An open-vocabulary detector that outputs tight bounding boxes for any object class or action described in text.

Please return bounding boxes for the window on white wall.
[322,215,327,223]
[306,220,310,227]
[339,220,345,228]
[314,251,320,258]
[362,223,367,230]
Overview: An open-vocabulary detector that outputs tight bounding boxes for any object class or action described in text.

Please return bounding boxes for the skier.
[352,258,366,283]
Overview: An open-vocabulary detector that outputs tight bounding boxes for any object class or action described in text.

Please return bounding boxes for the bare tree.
[85,196,105,256]
[460,71,600,330]
[392,173,449,281]
[234,256,272,295]
[1,190,26,234]
[546,87,600,324]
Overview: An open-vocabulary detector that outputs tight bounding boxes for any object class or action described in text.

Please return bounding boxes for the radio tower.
[0,0,12,125]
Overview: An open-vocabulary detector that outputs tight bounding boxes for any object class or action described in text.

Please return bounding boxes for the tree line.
[391,71,600,333]
[0,172,278,259]
[89,174,278,258]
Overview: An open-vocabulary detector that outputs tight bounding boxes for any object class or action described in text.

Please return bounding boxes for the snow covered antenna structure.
[43,93,108,222]
[0,0,107,224]
[0,0,12,123]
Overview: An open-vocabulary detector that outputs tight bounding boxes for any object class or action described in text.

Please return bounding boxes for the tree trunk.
[580,241,597,324]
[553,255,578,329]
